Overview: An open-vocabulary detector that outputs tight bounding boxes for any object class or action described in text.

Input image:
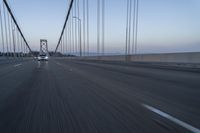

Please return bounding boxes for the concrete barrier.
[130,52,200,63]
[75,52,200,64]
[0,57,33,65]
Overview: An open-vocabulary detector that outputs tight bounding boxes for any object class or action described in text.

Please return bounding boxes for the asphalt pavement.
[0,58,199,133]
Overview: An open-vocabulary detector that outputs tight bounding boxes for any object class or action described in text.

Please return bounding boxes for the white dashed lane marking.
[14,64,22,67]
[142,104,200,133]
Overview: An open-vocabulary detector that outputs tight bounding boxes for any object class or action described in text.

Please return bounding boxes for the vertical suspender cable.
[65,25,68,54]
[102,0,105,55]
[97,0,100,56]
[7,11,11,53]
[62,36,63,54]
[26,45,27,54]
[86,0,89,56]
[125,0,129,55]
[71,17,73,55]
[59,41,62,53]
[72,8,74,54]
[63,35,64,54]
[15,26,18,54]
[65,28,67,54]
[70,15,72,55]
[17,29,20,55]
[65,0,70,55]
[62,35,64,54]
[63,30,65,54]
[60,38,62,53]
[78,0,82,56]
[83,0,85,56]
[23,39,25,54]
[3,4,8,55]
[66,20,68,55]
[132,0,136,54]
[61,37,63,54]
[22,37,24,55]
[22,38,23,55]
[60,36,62,54]
[67,19,69,55]
[20,34,23,56]
[128,0,132,55]
[77,0,81,56]
[0,4,5,55]
[74,0,77,54]
[24,44,25,55]
[15,29,19,56]
[68,22,70,55]
[11,19,16,57]
[68,14,71,55]
[67,14,70,55]
[134,0,139,54]
[70,7,72,54]
[62,34,64,54]
[24,41,25,55]
[79,18,82,56]
[67,25,69,55]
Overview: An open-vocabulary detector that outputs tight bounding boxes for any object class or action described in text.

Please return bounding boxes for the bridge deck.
[0,59,199,133]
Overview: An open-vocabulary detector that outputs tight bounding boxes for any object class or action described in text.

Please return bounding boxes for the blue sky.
[1,0,200,54]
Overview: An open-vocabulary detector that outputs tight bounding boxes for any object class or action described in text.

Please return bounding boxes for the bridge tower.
[40,39,48,55]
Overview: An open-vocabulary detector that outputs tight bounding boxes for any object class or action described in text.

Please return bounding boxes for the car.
[38,54,48,61]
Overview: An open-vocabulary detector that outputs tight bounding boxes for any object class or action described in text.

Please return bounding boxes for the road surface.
[0,58,199,133]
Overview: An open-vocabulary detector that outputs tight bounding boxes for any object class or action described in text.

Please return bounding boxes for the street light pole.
[73,16,82,57]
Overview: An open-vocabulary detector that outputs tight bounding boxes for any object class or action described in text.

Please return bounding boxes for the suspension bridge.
[0,0,200,133]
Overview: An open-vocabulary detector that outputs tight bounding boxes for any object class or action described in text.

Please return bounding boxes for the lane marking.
[142,104,200,133]
[56,62,62,66]
[56,62,73,72]
[37,62,41,68]
[14,63,22,67]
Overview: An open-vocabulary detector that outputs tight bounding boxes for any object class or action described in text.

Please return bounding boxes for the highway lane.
[0,59,36,110]
[55,59,200,130]
[0,58,199,133]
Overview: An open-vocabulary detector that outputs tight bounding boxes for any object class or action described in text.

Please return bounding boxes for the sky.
[0,0,200,54]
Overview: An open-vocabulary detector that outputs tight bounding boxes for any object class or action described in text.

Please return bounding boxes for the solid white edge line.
[14,63,22,67]
[142,104,200,133]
